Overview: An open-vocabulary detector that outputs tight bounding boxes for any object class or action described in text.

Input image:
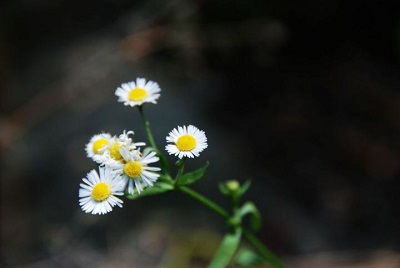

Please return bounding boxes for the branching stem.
[137,106,284,268]
[178,185,229,219]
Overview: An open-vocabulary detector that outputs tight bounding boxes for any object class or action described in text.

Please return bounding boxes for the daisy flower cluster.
[78,78,208,215]
[81,129,161,214]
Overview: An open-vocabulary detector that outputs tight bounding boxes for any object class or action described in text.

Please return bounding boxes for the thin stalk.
[137,106,170,174]
[243,229,285,268]
[178,186,229,218]
[175,158,186,180]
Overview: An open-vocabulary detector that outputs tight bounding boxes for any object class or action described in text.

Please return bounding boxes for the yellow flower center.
[91,182,111,202]
[109,143,123,161]
[176,135,197,151]
[123,161,142,178]
[128,88,147,101]
[92,138,109,154]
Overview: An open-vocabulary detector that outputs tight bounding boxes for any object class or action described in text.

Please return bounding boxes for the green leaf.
[208,228,242,268]
[125,182,173,200]
[218,183,229,195]
[235,248,264,266]
[239,180,251,196]
[159,174,174,183]
[237,202,261,232]
[176,162,209,186]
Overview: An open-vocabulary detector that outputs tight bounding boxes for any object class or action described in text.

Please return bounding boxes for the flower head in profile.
[118,130,146,148]
[103,130,145,166]
[165,125,208,159]
[115,78,161,107]
[113,147,161,194]
[79,167,125,215]
[85,133,113,163]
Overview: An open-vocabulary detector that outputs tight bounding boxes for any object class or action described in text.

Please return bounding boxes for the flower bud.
[226,180,240,191]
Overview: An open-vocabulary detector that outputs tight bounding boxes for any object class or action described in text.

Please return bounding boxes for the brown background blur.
[1,0,400,267]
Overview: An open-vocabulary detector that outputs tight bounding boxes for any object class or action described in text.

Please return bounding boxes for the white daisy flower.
[115,78,161,107]
[103,130,146,166]
[114,147,161,194]
[79,167,125,215]
[85,133,113,163]
[165,125,208,159]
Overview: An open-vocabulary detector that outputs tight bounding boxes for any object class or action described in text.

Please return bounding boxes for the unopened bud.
[226,180,240,191]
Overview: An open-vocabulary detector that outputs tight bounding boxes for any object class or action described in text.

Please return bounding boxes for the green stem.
[137,106,171,174]
[243,229,285,268]
[178,185,285,268]
[178,186,229,219]
[138,106,157,148]
[175,158,186,180]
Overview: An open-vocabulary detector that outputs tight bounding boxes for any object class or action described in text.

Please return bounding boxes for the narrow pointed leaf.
[125,182,173,200]
[159,174,174,183]
[218,183,229,195]
[239,180,251,196]
[176,162,209,186]
[208,228,242,268]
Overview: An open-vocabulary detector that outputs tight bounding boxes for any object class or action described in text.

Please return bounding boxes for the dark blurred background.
[1,0,400,267]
